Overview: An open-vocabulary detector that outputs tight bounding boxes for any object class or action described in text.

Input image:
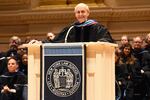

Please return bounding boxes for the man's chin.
[78,20,86,23]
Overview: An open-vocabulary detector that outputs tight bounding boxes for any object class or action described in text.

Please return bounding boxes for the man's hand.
[1,85,10,93]
[141,69,144,74]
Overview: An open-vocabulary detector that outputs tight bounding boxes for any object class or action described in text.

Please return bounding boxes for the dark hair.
[121,43,133,56]
[7,56,19,65]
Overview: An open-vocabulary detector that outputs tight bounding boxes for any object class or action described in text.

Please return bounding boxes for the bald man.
[54,3,114,43]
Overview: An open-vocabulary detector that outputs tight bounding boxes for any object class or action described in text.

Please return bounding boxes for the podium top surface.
[85,42,118,47]
[22,42,118,48]
[23,42,118,47]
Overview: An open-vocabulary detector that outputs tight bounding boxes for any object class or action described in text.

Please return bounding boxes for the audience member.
[0,57,27,100]
[116,35,130,55]
[143,33,150,98]
[120,35,130,50]
[132,36,148,100]
[115,44,138,100]
[0,36,22,75]
[6,36,21,59]
[132,36,147,70]
[0,52,7,75]
[42,32,56,43]
[19,52,28,76]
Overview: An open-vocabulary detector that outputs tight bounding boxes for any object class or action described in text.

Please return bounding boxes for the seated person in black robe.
[54,3,114,43]
[0,57,27,100]
[0,52,7,75]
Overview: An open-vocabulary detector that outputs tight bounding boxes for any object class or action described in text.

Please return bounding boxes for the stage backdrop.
[41,43,86,100]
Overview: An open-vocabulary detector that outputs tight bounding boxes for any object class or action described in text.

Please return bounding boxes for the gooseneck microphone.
[65,26,74,43]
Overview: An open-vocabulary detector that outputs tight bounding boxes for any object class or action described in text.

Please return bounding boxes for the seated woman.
[0,57,27,100]
[115,43,139,100]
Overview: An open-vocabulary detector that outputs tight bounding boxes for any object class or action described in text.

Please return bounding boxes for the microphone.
[65,26,74,43]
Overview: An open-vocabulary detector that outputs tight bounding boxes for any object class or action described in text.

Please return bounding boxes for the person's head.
[22,53,28,65]
[9,36,21,51]
[47,32,55,41]
[121,44,133,56]
[54,69,58,72]
[67,69,71,72]
[74,3,90,23]
[24,36,32,43]
[133,36,143,49]
[120,35,129,46]
[17,47,27,56]
[7,57,19,73]
[145,33,150,44]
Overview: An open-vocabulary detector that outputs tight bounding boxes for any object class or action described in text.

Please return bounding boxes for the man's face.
[75,6,89,23]
[121,36,128,45]
[22,54,28,65]
[47,33,55,41]
[133,37,143,49]
[8,59,18,72]
[9,40,18,50]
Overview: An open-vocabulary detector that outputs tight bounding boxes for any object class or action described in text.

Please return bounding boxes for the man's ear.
[87,12,90,17]
[16,64,19,70]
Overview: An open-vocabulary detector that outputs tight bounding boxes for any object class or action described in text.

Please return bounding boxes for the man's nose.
[79,12,82,15]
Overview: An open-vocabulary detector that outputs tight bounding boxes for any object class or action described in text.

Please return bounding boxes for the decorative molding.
[0,0,29,5]
[105,0,150,8]
[0,7,150,25]
[39,0,102,6]
[0,0,30,10]
[0,1,150,51]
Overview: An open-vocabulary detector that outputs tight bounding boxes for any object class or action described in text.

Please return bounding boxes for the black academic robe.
[54,21,114,43]
[0,71,27,100]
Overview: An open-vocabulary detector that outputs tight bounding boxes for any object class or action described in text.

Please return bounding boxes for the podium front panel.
[85,42,116,100]
[27,42,117,100]
[41,43,86,100]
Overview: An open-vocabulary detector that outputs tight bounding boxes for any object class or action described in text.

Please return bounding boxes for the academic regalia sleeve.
[96,24,115,43]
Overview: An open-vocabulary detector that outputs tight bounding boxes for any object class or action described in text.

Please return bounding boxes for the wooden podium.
[27,42,117,100]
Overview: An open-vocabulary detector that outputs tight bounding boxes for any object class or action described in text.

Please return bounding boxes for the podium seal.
[46,60,81,97]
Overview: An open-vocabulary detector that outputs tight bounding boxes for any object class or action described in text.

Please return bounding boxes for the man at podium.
[54,3,114,43]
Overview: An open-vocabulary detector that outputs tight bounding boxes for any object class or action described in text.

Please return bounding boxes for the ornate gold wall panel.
[39,0,102,6]
[0,0,150,51]
[105,0,150,7]
[39,0,67,5]
[0,0,29,4]
[0,7,150,25]
[0,0,30,10]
